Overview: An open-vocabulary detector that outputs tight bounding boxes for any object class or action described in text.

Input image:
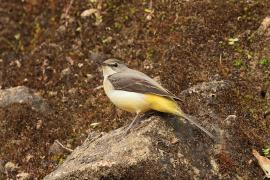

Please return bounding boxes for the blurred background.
[0,0,270,179]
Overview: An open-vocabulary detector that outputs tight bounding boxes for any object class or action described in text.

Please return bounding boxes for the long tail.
[177,111,215,140]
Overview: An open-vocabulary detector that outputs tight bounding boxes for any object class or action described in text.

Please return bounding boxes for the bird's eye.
[112,63,118,67]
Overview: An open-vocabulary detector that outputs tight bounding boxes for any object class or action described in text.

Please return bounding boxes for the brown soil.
[0,0,270,179]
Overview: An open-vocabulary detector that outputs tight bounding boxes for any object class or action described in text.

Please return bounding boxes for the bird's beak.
[95,61,106,66]
[101,62,107,66]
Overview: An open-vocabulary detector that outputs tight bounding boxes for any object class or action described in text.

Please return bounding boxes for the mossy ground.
[0,0,270,178]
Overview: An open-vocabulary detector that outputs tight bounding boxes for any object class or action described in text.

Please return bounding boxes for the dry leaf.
[81,8,97,17]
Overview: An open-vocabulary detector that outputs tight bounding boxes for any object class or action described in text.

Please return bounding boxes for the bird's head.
[101,59,128,77]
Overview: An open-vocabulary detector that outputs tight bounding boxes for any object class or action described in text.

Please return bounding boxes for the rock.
[16,172,32,180]
[86,74,93,79]
[180,80,231,97]
[251,16,270,41]
[36,119,43,129]
[49,141,65,156]
[44,116,221,180]
[179,80,233,118]
[25,154,34,163]
[60,68,71,78]
[256,16,270,36]
[77,63,83,68]
[67,88,76,95]
[4,162,19,172]
[0,86,50,114]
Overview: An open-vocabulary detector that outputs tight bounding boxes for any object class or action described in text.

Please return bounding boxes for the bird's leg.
[125,113,140,134]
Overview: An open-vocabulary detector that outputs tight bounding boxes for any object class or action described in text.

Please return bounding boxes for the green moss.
[114,22,122,30]
[263,143,270,157]
[124,15,129,21]
[233,59,243,68]
[30,20,42,49]
[259,58,269,66]
[243,94,253,101]
[129,7,136,15]
[146,49,155,60]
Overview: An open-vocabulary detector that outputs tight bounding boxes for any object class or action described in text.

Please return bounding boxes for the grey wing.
[108,72,181,101]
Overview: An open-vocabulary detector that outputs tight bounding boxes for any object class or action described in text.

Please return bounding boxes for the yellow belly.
[144,94,180,115]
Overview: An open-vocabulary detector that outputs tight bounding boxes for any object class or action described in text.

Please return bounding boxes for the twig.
[55,140,73,152]
[219,54,222,65]
[64,0,74,26]
[224,115,236,122]
[64,0,74,17]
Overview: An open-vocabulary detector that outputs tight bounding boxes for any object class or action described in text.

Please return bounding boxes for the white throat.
[102,66,117,78]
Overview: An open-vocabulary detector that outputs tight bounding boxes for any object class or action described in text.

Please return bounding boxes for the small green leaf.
[259,58,269,65]
[233,59,243,68]
[262,144,270,157]
[228,37,239,45]
[144,8,154,14]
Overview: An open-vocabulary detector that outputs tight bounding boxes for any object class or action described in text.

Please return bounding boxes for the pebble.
[78,63,84,68]
[61,68,71,78]
[16,172,31,180]
[49,141,64,156]
[4,161,19,172]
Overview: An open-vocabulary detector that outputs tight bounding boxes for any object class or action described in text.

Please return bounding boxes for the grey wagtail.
[101,58,214,139]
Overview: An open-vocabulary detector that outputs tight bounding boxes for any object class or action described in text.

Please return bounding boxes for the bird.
[101,58,214,139]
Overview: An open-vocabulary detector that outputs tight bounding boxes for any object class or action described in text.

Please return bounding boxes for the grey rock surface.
[0,86,50,113]
[45,115,222,180]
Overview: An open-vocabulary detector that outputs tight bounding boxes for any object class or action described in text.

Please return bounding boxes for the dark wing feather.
[108,73,181,101]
